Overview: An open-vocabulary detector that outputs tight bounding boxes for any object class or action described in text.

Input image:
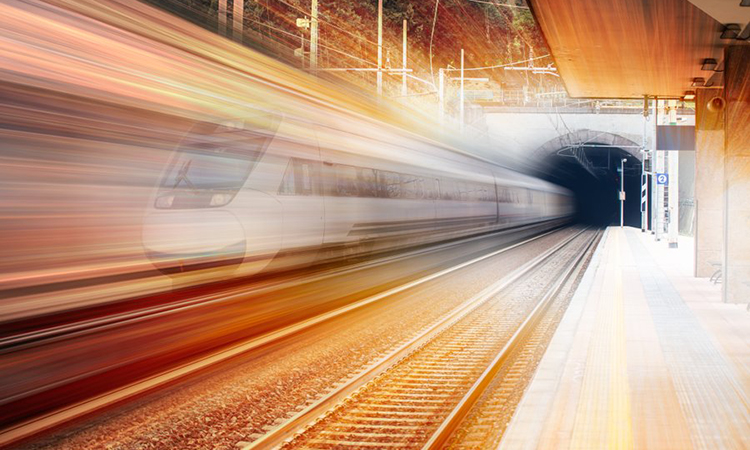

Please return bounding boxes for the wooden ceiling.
[528,0,727,98]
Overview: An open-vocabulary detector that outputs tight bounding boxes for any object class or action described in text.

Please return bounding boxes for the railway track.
[240,228,600,450]
[0,224,571,448]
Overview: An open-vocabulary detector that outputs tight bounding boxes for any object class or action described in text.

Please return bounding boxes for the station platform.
[500,227,750,450]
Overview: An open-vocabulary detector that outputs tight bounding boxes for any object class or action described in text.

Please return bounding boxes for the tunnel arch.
[531,130,645,227]
[531,129,643,163]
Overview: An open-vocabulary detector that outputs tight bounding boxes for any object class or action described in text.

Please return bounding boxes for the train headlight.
[155,194,175,208]
[209,193,233,207]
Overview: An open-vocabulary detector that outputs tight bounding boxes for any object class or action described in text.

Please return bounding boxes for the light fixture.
[721,24,741,39]
[701,58,717,71]
[683,91,696,100]
[692,77,705,87]
[741,0,750,7]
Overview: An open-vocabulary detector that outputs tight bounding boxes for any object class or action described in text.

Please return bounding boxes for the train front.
[142,118,280,278]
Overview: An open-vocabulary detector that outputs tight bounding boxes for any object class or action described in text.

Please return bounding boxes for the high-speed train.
[142,107,574,277]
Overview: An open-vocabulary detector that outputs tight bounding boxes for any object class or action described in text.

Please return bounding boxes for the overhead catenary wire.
[466,0,530,9]
[245,17,377,67]
[443,53,550,72]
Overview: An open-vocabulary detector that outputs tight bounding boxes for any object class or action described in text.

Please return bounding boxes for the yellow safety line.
[607,230,633,449]
[571,229,633,449]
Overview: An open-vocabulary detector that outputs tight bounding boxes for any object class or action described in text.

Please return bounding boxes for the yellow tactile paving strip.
[569,231,633,449]
[498,227,750,450]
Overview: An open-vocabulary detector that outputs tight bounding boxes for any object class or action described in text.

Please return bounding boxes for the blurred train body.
[142,110,574,277]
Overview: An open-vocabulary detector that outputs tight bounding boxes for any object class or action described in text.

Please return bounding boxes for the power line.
[443,53,550,72]
[467,0,529,9]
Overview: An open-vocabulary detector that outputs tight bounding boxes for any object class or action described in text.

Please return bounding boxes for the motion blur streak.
[0,0,576,441]
[0,0,413,319]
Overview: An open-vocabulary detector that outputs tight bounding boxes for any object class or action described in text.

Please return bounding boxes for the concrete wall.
[484,112,650,159]
[694,87,725,277]
[723,45,750,304]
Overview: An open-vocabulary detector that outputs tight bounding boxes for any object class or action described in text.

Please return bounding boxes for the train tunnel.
[538,144,643,227]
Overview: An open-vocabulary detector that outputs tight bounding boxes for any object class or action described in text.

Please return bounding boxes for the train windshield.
[156,118,278,209]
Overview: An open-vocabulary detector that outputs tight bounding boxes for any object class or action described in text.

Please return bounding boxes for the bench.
[708,260,722,284]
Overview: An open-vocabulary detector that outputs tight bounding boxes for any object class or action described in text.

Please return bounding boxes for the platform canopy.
[527,0,747,99]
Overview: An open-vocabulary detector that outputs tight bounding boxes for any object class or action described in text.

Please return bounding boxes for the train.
[142,107,574,277]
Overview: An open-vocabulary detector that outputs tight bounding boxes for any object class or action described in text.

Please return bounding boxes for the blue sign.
[656,173,669,186]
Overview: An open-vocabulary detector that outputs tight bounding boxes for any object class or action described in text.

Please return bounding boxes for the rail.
[240,227,596,449]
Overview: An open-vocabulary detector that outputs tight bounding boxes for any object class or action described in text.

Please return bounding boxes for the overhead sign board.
[656,173,669,185]
[656,125,695,151]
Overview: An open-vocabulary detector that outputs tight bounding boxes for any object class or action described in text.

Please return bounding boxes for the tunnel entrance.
[540,144,643,227]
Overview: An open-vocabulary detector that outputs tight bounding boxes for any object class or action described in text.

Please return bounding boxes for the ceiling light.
[701,58,717,71]
[683,91,696,100]
[721,24,741,39]
[692,77,705,87]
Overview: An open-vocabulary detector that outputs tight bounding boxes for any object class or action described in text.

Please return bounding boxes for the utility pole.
[310,0,318,69]
[620,158,627,228]
[402,19,407,98]
[460,48,465,133]
[641,95,650,233]
[233,0,244,42]
[438,68,445,124]
[377,0,383,95]
[218,0,227,36]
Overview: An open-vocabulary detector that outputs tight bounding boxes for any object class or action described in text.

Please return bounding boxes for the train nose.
[142,211,246,275]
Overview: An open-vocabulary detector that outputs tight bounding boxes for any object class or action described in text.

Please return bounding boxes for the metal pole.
[233,0,244,42]
[377,0,383,95]
[653,97,661,239]
[642,163,649,232]
[402,19,407,98]
[460,49,465,133]
[621,158,626,228]
[218,0,227,36]
[642,95,649,232]
[668,149,679,248]
[300,33,305,69]
[438,68,445,124]
[310,0,318,70]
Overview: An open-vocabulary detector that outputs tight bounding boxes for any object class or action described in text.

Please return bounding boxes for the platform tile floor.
[499,227,750,450]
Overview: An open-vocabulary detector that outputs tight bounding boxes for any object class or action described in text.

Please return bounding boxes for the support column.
[694,87,725,277]
[723,45,750,304]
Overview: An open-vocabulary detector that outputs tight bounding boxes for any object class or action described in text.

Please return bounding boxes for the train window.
[399,174,414,199]
[335,165,358,197]
[157,117,280,209]
[440,179,455,200]
[278,160,296,195]
[379,171,401,199]
[439,179,449,200]
[425,178,439,200]
[459,182,470,202]
[278,158,318,196]
[487,184,496,202]
[415,177,425,199]
[297,161,314,195]
[358,168,378,198]
[480,184,492,202]
[498,187,519,203]
[399,174,421,199]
